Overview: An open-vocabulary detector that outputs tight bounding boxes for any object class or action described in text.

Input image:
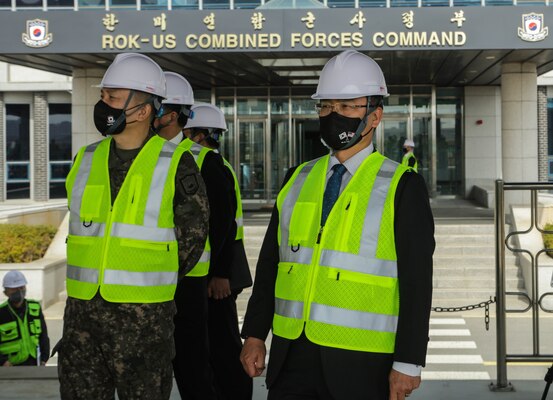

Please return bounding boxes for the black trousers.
[208,292,253,400]
[268,333,392,400]
[173,276,217,400]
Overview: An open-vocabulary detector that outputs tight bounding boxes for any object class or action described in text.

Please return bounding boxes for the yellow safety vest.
[274,151,408,354]
[0,300,43,365]
[65,136,185,303]
[402,152,418,172]
[179,138,212,277]
[222,158,244,241]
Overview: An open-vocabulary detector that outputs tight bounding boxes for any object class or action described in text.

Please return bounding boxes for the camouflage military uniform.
[58,133,209,400]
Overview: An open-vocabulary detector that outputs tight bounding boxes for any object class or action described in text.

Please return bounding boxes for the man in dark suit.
[240,50,434,400]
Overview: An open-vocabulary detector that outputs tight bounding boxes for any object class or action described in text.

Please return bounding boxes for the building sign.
[6,7,551,53]
[517,13,548,42]
[21,19,53,48]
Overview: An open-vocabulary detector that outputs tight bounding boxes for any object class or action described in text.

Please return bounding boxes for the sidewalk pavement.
[0,370,549,400]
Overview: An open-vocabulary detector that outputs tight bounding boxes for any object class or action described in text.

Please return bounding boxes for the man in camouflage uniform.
[58,54,209,400]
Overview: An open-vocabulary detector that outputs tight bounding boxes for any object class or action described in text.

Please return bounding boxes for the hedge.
[543,223,553,259]
[0,224,57,263]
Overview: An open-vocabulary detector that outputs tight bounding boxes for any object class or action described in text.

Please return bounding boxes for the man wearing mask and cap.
[182,103,253,400]
[0,270,49,367]
[154,74,221,399]
[402,139,418,172]
[59,54,209,400]
[240,50,434,400]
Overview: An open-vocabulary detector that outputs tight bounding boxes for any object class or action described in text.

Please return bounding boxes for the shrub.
[543,223,553,259]
[0,224,57,263]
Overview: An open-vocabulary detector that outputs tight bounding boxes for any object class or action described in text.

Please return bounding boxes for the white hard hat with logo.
[404,139,415,148]
[184,103,227,131]
[163,72,194,106]
[312,50,388,100]
[3,270,27,288]
[100,53,167,99]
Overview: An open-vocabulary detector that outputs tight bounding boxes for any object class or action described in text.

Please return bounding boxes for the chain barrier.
[431,296,496,331]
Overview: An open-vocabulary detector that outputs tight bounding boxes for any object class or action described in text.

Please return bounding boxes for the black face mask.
[319,113,365,151]
[403,147,409,154]
[8,289,25,304]
[93,91,145,137]
[94,100,127,136]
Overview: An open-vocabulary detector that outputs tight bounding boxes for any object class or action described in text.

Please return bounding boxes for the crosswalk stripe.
[428,341,477,349]
[429,329,471,336]
[422,371,491,380]
[426,354,484,364]
[429,318,466,325]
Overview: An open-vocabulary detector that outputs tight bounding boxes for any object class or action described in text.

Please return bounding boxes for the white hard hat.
[404,139,415,148]
[101,53,166,99]
[184,103,227,131]
[162,72,194,106]
[312,50,388,100]
[3,270,27,288]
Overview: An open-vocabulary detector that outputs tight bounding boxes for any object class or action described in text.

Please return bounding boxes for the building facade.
[0,1,551,206]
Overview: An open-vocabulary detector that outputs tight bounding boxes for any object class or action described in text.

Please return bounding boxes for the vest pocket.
[81,185,105,220]
[120,238,172,251]
[289,202,317,245]
[29,319,42,335]
[327,268,395,288]
[0,321,18,341]
[0,340,20,356]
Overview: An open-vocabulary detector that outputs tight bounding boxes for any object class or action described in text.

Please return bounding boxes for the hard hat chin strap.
[340,96,378,150]
[104,90,136,136]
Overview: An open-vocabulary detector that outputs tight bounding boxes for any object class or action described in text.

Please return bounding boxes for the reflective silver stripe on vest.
[66,264,99,284]
[103,269,178,287]
[275,297,304,319]
[279,159,319,260]
[236,217,243,228]
[69,141,102,236]
[143,141,177,228]
[69,220,106,237]
[319,250,398,278]
[359,159,398,258]
[189,142,203,161]
[198,250,210,263]
[280,246,314,265]
[310,302,398,333]
[110,223,176,242]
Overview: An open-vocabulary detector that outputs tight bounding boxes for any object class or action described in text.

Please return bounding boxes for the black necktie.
[321,164,347,226]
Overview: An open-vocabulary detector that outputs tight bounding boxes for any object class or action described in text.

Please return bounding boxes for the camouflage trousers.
[58,294,176,400]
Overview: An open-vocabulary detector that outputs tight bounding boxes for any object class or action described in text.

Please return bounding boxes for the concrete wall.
[72,68,105,158]
[464,86,502,198]
[501,62,538,206]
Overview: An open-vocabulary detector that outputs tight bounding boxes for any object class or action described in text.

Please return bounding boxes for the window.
[6,104,31,199]
[49,104,72,199]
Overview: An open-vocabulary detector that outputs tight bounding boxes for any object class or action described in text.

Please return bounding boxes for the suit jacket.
[241,157,435,398]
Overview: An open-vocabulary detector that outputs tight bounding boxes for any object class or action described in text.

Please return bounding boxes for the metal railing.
[492,179,553,391]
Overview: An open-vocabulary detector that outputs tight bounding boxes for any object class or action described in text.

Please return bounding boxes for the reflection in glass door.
[294,118,326,164]
[379,118,408,163]
[238,119,265,200]
[413,117,432,187]
[271,119,290,199]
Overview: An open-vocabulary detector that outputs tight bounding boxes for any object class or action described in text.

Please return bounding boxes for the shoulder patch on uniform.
[180,174,199,195]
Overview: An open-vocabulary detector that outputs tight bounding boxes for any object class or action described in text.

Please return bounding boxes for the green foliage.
[543,223,553,259]
[0,224,57,263]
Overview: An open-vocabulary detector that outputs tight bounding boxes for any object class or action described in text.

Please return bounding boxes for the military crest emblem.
[22,19,53,48]
[518,13,548,42]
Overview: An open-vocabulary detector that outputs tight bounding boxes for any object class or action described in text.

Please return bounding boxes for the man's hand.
[389,368,420,400]
[3,360,12,367]
[240,337,266,378]
[208,277,231,299]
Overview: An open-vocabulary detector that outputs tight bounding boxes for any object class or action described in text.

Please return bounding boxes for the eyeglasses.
[315,102,368,117]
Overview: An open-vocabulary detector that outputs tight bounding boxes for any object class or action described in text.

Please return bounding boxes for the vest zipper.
[316,226,324,244]
[99,206,114,287]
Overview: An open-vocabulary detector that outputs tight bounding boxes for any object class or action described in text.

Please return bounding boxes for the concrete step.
[434,245,500,257]
[432,277,522,289]
[435,234,495,245]
[433,267,520,279]
[433,255,516,267]
[431,288,500,300]
[434,224,495,235]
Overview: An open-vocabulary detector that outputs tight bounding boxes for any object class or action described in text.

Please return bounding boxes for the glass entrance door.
[238,119,266,200]
[378,117,408,163]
